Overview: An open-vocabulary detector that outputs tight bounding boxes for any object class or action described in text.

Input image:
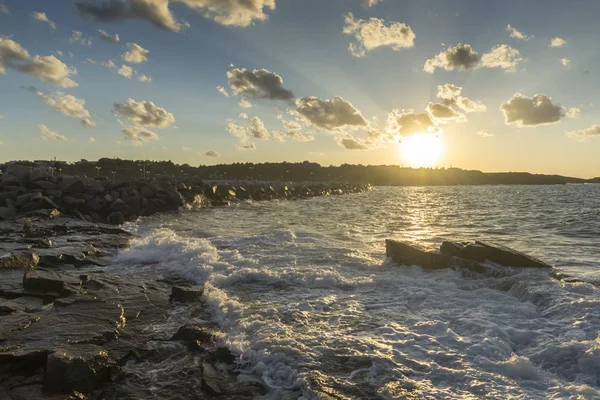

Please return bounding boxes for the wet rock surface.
[0,217,268,399]
[386,239,553,272]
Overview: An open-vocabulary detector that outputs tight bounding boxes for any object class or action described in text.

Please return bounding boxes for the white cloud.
[425,43,522,73]
[335,134,369,150]
[361,0,383,7]
[500,93,570,127]
[426,102,465,123]
[123,126,159,145]
[296,96,367,131]
[89,136,96,143]
[273,131,315,142]
[506,25,530,41]
[39,124,67,141]
[181,146,191,151]
[0,38,78,87]
[76,0,275,30]
[476,129,494,137]
[550,37,567,47]
[281,118,301,131]
[137,74,152,82]
[117,64,134,78]
[344,12,415,57]
[239,99,253,108]
[32,12,56,30]
[122,43,149,63]
[70,30,93,46]
[561,57,571,66]
[436,83,486,117]
[29,88,95,127]
[566,107,580,119]
[247,116,269,139]
[98,29,120,44]
[216,85,229,97]
[201,150,220,157]
[102,59,117,68]
[85,58,97,64]
[226,121,247,137]
[81,118,97,127]
[566,125,600,141]
[227,68,294,101]
[235,142,257,151]
[114,98,175,127]
[387,110,437,136]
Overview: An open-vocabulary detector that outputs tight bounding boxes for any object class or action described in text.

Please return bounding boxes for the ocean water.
[111,185,600,399]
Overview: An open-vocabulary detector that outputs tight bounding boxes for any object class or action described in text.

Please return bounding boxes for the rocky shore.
[0,167,371,399]
[0,164,371,225]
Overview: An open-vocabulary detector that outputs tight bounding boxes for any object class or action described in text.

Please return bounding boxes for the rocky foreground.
[0,167,371,399]
[0,164,371,224]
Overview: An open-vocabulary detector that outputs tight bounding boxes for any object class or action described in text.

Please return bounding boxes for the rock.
[0,191,20,204]
[0,253,40,269]
[22,270,76,294]
[445,240,552,268]
[385,240,444,269]
[59,176,87,193]
[171,324,216,344]
[44,345,114,394]
[44,189,62,199]
[33,180,57,190]
[19,195,59,213]
[6,164,31,182]
[439,241,466,257]
[84,196,104,213]
[110,199,130,214]
[29,168,51,182]
[62,195,87,207]
[15,193,34,208]
[107,212,125,225]
[171,285,203,303]
[0,206,16,219]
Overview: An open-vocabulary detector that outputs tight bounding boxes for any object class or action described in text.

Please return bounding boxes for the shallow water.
[111,185,600,399]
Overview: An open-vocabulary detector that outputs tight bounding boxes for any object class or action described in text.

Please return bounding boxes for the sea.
[109,184,600,399]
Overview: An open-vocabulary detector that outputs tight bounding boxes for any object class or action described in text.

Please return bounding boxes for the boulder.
[385,240,444,269]
[0,206,16,219]
[442,240,552,268]
[15,193,34,208]
[0,253,40,269]
[107,212,125,225]
[22,271,76,294]
[171,324,216,344]
[59,176,87,193]
[171,285,203,303]
[19,195,59,213]
[62,195,86,207]
[110,199,130,214]
[29,168,52,182]
[0,191,21,204]
[33,180,57,190]
[6,164,31,182]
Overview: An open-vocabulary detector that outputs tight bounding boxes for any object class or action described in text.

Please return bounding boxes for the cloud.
[436,83,486,114]
[76,0,186,32]
[425,43,522,73]
[295,96,367,131]
[0,4,8,14]
[102,59,117,68]
[70,30,93,46]
[566,125,600,141]
[75,0,275,30]
[0,37,78,87]
[227,68,294,101]
[550,37,567,47]
[426,102,465,123]
[281,118,301,131]
[29,87,95,127]
[98,29,120,44]
[343,12,415,57]
[81,118,97,127]
[239,99,253,108]
[137,74,152,82]
[236,142,256,151]
[500,93,570,127]
[273,131,315,142]
[246,116,269,139]
[476,129,494,137]
[387,110,437,136]
[113,98,175,127]
[335,135,369,150]
[480,44,523,71]
[117,64,134,78]
[39,124,67,141]
[561,57,571,66]
[181,146,191,151]
[122,42,149,63]
[89,136,96,143]
[506,25,530,40]
[216,85,229,97]
[566,107,580,118]
[32,12,56,30]
[361,0,382,7]
[123,126,159,145]
[226,121,247,137]
[201,150,220,157]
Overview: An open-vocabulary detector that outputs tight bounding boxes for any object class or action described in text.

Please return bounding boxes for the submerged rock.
[385,240,444,270]
[440,240,552,268]
[171,285,203,303]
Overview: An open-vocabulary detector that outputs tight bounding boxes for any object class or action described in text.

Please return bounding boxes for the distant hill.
[0,159,595,186]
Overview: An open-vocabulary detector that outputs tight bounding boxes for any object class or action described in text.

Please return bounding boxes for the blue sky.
[0,0,599,177]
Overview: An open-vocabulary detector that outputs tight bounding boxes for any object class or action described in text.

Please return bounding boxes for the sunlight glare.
[400,133,443,167]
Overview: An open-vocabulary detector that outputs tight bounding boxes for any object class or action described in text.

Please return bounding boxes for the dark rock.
[28,168,51,182]
[44,345,114,394]
[23,271,77,294]
[24,237,52,248]
[59,176,87,193]
[440,241,466,257]
[19,196,59,213]
[171,324,216,344]
[6,165,31,182]
[0,191,21,204]
[44,189,62,199]
[15,193,34,208]
[107,212,125,225]
[62,195,86,207]
[171,285,203,302]
[33,180,57,190]
[454,241,552,268]
[385,240,444,269]
[110,199,130,214]
[0,206,16,219]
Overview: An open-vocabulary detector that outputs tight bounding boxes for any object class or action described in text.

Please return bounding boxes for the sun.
[400,133,443,167]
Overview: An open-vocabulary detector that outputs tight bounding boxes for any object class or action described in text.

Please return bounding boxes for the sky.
[0,0,599,178]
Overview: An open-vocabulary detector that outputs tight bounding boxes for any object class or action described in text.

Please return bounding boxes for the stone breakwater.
[0,164,371,224]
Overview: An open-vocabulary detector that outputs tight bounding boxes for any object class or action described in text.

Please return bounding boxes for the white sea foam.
[110,185,600,399]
